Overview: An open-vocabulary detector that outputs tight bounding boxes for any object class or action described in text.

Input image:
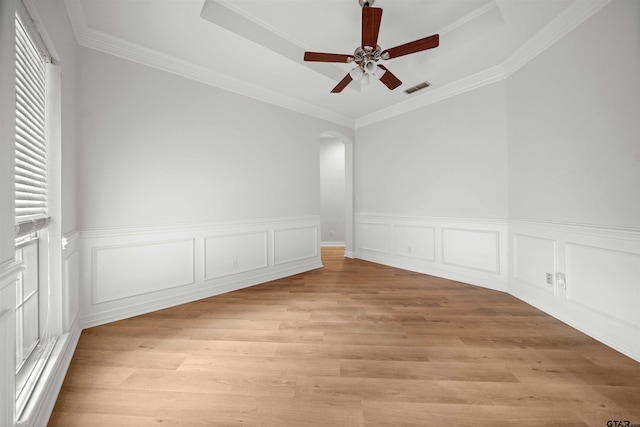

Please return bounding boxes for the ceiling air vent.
[405,81,431,94]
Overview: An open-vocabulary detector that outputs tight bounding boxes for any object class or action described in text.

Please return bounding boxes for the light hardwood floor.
[49,247,640,426]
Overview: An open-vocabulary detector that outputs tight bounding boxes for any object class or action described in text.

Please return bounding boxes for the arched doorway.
[319,131,354,258]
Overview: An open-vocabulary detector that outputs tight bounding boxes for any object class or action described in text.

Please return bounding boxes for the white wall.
[508,0,639,229]
[353,0,639,361]
[354,81,509,290]
[78,48,352,229]
[355,81,509,219]
[320,136,346,244]
[507,0,639,360]
[77,47,354,326]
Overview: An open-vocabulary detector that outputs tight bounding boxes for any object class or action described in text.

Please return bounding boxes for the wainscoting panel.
[513,233,556,293]
[273,226,318,266]
[92,239,196,304]
[566,243,639,326]
[204,232,268,280]
[358,222,391,254]
[355,215,508,291]
[442,228,500,273]
[79,217,321,328]
[509,220,640,362]
[394,225,435,262]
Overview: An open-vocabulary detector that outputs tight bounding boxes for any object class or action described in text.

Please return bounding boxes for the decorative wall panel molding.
[509,220,640,362]
[394,224,436,262]
[566,243,639,327]
[358,222,392,254]
[355,215,508,291]
[79,217,321,328]
[204,231,268,280]
[513,233,556,293]
[442,228,500,273]
[92,239,196,304]
[273,226,318,265]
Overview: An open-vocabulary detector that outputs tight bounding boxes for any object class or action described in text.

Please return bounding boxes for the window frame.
[13,1,57,420]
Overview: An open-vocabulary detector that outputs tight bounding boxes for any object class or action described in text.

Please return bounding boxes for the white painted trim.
[355,214,509,292]
[321,241,346,247]
[0,259,23,289]
[357,213,508,227]
[441,228,501,274]
[63,0,611,128]
[508,219,640,362]
[355,65,507,128]
[509,218,640,242]
[68,16,353,128]
[79,217,322,329]
[439,1,499,36]
[80,257,321,329]
[16,318,81,427]
[355,215,639,360]
[91,238,197,304]
[503,0,613,76]
[79,215,321,239]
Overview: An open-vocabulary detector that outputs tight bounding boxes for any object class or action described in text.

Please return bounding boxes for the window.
[14,2,55,418]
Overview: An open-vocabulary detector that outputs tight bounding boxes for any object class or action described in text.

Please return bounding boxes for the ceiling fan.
[304,0,439,93]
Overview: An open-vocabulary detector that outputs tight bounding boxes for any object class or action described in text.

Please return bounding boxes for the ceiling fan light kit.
[304,0,439,93]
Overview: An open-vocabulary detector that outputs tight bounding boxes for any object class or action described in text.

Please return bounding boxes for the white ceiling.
[63,0,608,127]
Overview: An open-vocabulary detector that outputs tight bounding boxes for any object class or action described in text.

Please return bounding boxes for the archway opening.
[319,131,354,258]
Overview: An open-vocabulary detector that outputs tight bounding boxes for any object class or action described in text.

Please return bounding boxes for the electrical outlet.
[546,273,553,285]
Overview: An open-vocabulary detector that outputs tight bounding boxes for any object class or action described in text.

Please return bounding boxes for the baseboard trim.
[80,259,322,329]
[358,252,507,292]
[510,283,640,362]
[18,317,81,427]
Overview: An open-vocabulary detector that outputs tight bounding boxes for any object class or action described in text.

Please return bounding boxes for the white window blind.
[15,9,49,234]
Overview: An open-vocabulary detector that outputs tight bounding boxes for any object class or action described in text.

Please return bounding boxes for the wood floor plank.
[295,377,497,405]
[119,369,298,398]
[137,338,279,357]
[339,359,520,382]
[178,354,341,377]
[49,247,640,426]
[361,400,589,427]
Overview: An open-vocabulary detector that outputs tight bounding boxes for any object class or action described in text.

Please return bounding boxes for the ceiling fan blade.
[362,6,383,49]
[382,34,439,59]
[331,74,353,93]
[377,65,402,90]
[304,52,355,63]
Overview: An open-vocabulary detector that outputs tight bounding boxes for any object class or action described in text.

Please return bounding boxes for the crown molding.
[503,0,613,76]
[355,65,507,128]
[355,0,613,128]
[64,1,353,128]
[64,0,611,129]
